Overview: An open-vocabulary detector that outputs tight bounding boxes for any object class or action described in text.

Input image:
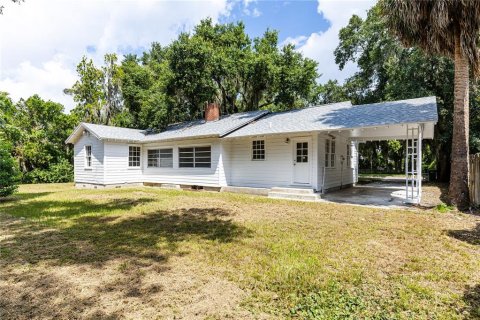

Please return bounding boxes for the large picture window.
[85,145,92,168]
[179,146,211,168]
[128,146,141,167]
[325,139,336,168]
[252,140,265,160]
[147,148,173,168]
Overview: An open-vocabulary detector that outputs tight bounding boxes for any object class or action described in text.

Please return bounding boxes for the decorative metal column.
[405,124,423,204]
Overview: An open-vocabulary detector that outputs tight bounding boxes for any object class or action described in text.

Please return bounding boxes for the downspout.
[340,155,345,189]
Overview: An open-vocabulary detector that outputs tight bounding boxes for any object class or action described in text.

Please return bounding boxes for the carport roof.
[226,96,438,138]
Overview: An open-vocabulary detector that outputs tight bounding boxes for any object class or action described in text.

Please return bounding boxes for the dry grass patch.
[0,183,479,319]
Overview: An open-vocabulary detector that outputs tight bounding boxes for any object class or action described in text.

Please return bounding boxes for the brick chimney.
[205,102,220,122]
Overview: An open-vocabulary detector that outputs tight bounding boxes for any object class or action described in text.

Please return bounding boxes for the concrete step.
[221,186,270,196]
[268,191,320,201]
[270,187,316,194]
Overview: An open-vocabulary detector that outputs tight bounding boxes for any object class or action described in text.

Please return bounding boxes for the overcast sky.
[0,0,375,112]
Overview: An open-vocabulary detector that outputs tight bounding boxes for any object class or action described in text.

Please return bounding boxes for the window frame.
[346,143,352,168]
[147,147,174,168]
[295,141,309,163]
[325,138,336,168]
[179,145,212,168]
[84,145,92,169]
[128,145,142,168]
[251,139,266,161]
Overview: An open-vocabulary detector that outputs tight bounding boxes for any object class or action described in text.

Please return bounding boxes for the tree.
[2,95,74,175]
[382,0,480,208]
[66,56,104,123]
[102,54,124,125]
[67,54,124,125]
[0,140,19,197]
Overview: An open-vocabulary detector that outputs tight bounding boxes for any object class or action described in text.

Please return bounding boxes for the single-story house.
[66,96,438,203]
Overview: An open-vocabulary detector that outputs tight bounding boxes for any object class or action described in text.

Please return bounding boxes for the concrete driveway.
[321,181,410,208]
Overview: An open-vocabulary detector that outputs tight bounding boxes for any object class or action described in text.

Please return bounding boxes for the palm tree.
[382,0,480,209]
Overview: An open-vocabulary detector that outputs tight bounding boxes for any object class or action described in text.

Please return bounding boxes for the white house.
[66,96,438,203]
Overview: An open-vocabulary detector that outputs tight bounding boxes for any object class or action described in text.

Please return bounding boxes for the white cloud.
[0,0,230,112]
[241,0,261,17]
[0,54,77,109]
[281,35,308,48]
[296,0,376,84]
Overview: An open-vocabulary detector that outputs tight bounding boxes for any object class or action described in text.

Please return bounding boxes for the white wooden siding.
[103,142,143,184]
[73,132,104,184]
[142,138,222,187]
[73,132,355,190]
[228,134,318,188]
[317,133,355,191]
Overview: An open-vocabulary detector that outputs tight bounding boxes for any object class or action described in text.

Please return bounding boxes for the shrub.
[23,158,73,183]
[0,140,19,197]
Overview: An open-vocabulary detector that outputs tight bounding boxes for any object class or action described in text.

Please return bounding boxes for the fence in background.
[470,154,480,206]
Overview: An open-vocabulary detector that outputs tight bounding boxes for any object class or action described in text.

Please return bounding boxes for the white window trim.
[347,143,352,168]
[146,147,174,169]
[128,145,142,169]
[251,139,266,161]
[325,138,336,169]
[178,145,212,169]
[84,145,92,170]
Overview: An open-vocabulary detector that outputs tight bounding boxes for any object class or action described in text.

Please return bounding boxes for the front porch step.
[270,187,316,195]
[268,191,320,202]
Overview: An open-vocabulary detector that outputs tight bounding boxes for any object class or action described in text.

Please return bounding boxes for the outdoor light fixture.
[285,138,290,143]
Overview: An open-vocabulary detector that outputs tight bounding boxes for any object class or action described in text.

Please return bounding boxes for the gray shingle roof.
[226,97,438,138]
[66,110,268,144]
[66,97,438,144]
[141,110,268,142]
[82,123,146,141]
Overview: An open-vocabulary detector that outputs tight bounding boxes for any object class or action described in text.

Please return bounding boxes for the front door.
[293,139,310,184]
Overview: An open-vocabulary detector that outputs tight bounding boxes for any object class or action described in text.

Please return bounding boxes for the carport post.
[417,124,423,202]
[405,124,423,204]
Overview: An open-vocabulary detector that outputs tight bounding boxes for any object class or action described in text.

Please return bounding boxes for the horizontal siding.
[142,138,222,187]
[318,133,355,191]
[104,142,143,184]
[73,133,104,184]
[228,134,317,188]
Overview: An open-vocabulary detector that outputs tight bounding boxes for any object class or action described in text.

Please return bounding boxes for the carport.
[319,97,437,205]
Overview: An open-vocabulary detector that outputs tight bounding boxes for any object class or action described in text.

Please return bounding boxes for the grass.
[0,183,479,319]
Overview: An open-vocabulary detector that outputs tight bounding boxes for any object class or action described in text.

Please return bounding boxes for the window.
[346,144,351,168]
[147,148,173,168]
[179,146,211,168]
[252,140,265,160]
[85,145,92,168]
[325,139,336,168]
[128,146,141,167]
[296,142,308,163]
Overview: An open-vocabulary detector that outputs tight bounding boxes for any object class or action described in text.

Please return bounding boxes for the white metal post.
[405,125,421,204]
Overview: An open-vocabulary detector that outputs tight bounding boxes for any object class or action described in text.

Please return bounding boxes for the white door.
[293,139,310,184]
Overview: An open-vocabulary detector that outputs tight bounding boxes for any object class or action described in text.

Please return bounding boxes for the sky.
[0,0,375,112]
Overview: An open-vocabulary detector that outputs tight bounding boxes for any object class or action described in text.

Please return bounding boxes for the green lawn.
[0,184,479,319]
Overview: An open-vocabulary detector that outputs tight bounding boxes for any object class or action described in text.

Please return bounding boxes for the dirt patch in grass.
[1,184,479,319]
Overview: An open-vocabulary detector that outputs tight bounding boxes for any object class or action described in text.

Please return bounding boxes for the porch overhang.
[329,121,435,142]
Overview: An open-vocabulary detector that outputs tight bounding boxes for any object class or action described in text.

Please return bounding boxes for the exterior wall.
[103,142,143,185]
[73,132,104,184]
[227,133,318,189]
[72,131,355,191]
[141,138,223,187]
[317,133,356,192]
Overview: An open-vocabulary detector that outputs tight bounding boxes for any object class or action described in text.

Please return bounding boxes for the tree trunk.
[448,32,470,208]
